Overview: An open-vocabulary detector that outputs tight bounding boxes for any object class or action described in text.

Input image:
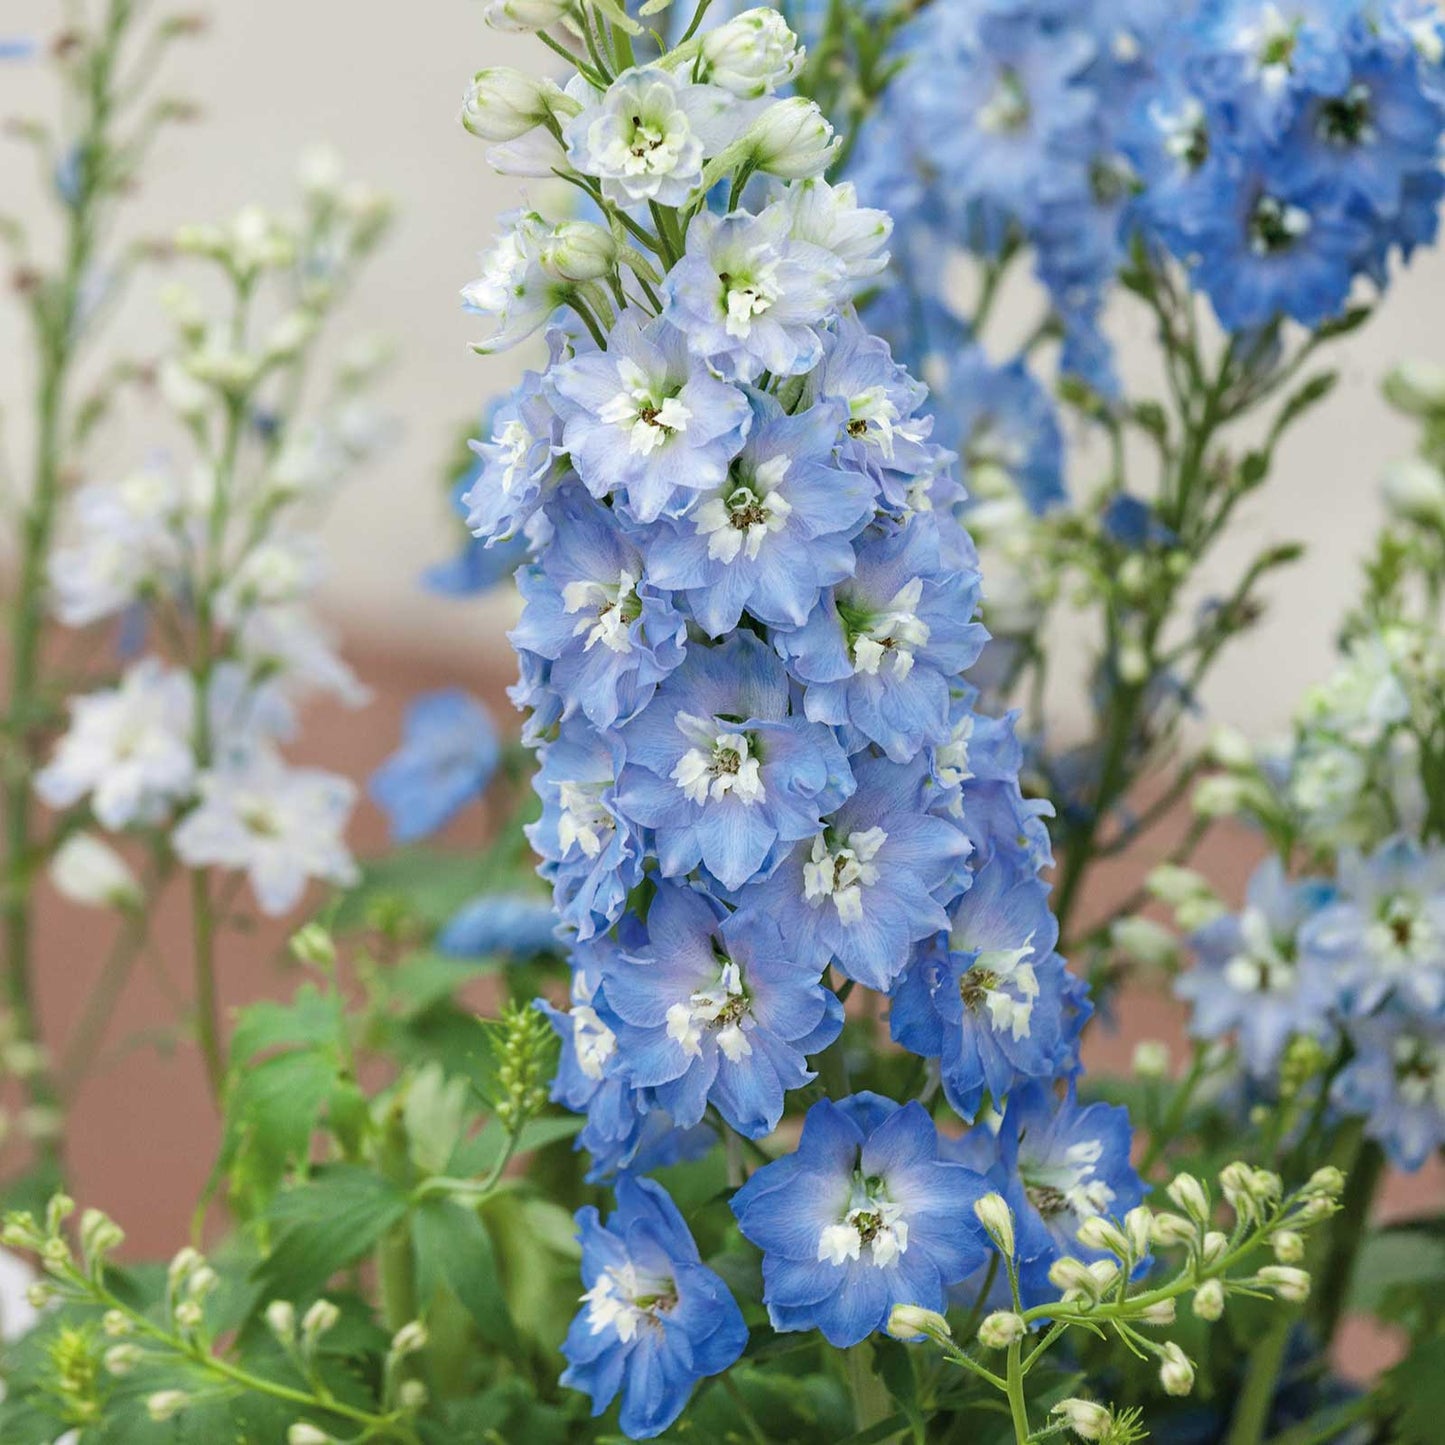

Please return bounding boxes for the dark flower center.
[1026,1184,1069,1218]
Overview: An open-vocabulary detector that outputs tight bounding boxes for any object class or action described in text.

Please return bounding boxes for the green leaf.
[413,1196,513,1347]
[230,983,342,1065]
[332,849,493,933]
[447,1114,582,1177]
[254,1165,410,1302]
[1381,1329,1445,1445]
[1350,1228,1445,1324]
[224,1047,338,1208]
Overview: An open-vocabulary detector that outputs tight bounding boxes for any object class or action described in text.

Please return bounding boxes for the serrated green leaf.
[230,984,342,1065]
[224,1047,338,1208]
[413,1196,512,1347]
[332,850,492,934]
[447,1114,582,1177]
[254,1166,410,1303]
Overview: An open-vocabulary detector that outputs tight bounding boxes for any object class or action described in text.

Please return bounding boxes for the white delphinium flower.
[36,661,197,829]
[698,9,804,98]
[172,751,358,915]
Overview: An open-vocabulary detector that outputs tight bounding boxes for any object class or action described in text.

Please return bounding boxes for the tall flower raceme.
[760,0,1445,959]
[33,153,394,1095]
[438,4,1319,1439]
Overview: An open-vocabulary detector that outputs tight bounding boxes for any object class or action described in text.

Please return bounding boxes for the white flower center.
[561,569,639,655]
[1393,1035,1445,1111]
[852,578,930,678]
[583,1260,677,1344]
[935,714,975,793]
[1023,1138,1116,1222]
[572,1004,616,1080]
[596,97,693,182]
[670,715,766,806]
[495,419,533,496]
[694,461,794,564]
[845,388,903,457]
[1222,907,1297,994]
[817,1172,909,1269]
[959,944,1040,1040]
[802,827,887,926]
[1366,894,1437,973]
[665,957,754,1064]
[979,68,1030,134]
[596,359,692,457]
[556,780,614,859]
[722,263,781,338]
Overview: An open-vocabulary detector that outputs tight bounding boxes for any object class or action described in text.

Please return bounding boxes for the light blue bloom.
[736,755,968,991]
[437,892,560,959]
[616,632,854,890]
[664,205,847,382]
[731,1093,991,1347]
[1176,855,1339,1076]
[0,37,36,59]
[549,309,752,524]
[600,883,843,1137]
[368,689,499,843]
[1301,836,1445,1019]
[644,394,877,637]
[562,1173,748,1439]
[778,517,987,762]
[1332,1011,1445,1171]
[510,484,688,730]
[890,853,1073,1120]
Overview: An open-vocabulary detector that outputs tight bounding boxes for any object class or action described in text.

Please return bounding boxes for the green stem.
[1003,1337,1031,1445]
[1225,1314,1293,1445]
[189,870,223,1101]
[846,1340,894,1435]
[719,1373,769,1445]
[1313,1137,1383,1345]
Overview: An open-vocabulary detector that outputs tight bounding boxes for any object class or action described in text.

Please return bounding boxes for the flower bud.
[463,68,560,141]
[49,835,141,910]
[167,1246,203,1289]
[699,9,803,98]
[1048,1256,1098,1297]
[1087,1259,1120,1292]
[391,1321,429,1357]
[289,924,337,969]
[1166,1173,1209,1224]
[266,1300,296,1342]
[1192,1278,1225,1321]
[973,1192,1016,1258]
[302,1299,340,1344]
[1257,1265,1310,1302]
[537,221,617,283]
[1110,917,1178,969]
[886,1304,951,1341]
[1139,1298,1176,1326]
[1146,865,1211,906]
[1159,1342,1195,1396]
[174,1299,204,1330]
[484,0,571,31]
[1306,1166,1345,1198]
[1176,895,1229,931]
[80,1207,125,1264]
[1131,1040,1171,1079]
[148,1391,190,1422]
[1207,726,1255,769]
[1052,1398,1114,1441]
[1383,360,1445,416]
[398,1379,429,1410]
[743,98,838,179]
[1076,1216,1131,1257]
[103,1309,131,1338]
[1383,457,1445,528]
[287,1427,334,1445]
[1124,1207,1154,1258]
[978,1311,1027,1349]
[105,1343,143,1375]
[1150,1212,1196,1249]
[1272,1230,1304,1264]
[1200,1231,1229,1267]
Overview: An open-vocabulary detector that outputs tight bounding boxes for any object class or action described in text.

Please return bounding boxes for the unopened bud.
[973,1192,1016,1258]
[1139,1298,1176,1326]
[978,1311,1027,1349]
[1384,457,1445,528]
[105,1343,143,1375]
[1167,1173,1210,1224]
[1123,1207,1154,1257]
[1131,1040,1170,1079]
[390,1321,429,1357]
[1207,726,1255,769]
[699,8,803,98]
[1383,360,1445,416]
[1110,917,1178,969]
[886,1304,951,1341]
[743,97,838,179]
[1076,1216,1131,1257]
[287,1427,334,1445]
[1150,1212,1196,1248]
[1201,1231,1230,1267]
[148,1391,190,1422]
[1192,1279,1225,1321]
[537,220,617,283]
[1307,1166,1345,1198]
[1159,1342,1195,1396]
[483,0,571,31]
[1272,1230,1305,1264]
[398,1379,429,1410]
[302,1299,339,1343]
[1052,1398,1114,1441]
[1256,1265,1310,1302]
[50,835,141,910]
[463,68,560,140]
[266,1300,296,1342]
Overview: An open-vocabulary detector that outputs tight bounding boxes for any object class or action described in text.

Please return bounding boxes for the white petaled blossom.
[563,571,642,653]
[969,944,1041,1040]
[463,210,569,352]
[171,752,358,916]
[698,8,804,98]
[803,827,887,925]
[818,1174,910,1268]
[556,780,615,858]
[742,97,839,181]
[597,362,693,455]
[671,717,765,806]
[852,579,930,677]
[694,470,793,564]
[584,1259,678,1343]
[36,661,197,830]
[665,957,754,1063]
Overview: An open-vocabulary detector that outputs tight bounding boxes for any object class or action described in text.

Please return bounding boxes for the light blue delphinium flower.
[734,754,969,992]
[561,1173,748,1439]
[731,1092,991,1347]
[510,484,687,730]
[664,205,848,382]
[890,852,1073,1120]
[424,474,531,597]
[616,631,854,890]
[528,718,643,941]
[644,394,876,637]
[1175,855,1339,1077]
[368,689,500,843]
[1301,834,1445,1019]
[0,37,36,59]
[1332,1010,1445,1171]
[600,883,843,1138]
[778,516,987,762]
[437,892,560,959]
[549,309,752,524]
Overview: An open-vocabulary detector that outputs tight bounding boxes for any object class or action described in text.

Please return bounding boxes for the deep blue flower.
[437,892,560,959]
[890,853,1074,1120]
[732,1093,991,1346]
[368,689,499,843]
[549,309,752,524]
[511,484,688,730]
[1176,855,1338,1076]
[617,632,854,890]
[600,883,842,1137]
[562,1173,748,1439]
[644,394,877,637]
[736,754,968,991]
[778,517,987,762]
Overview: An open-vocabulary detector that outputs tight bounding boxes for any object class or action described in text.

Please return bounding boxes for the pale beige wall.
[1,1,1442,738]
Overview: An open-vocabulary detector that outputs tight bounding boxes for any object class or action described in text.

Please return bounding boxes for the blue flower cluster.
[457,10,1140,1434]
[1178,838,1445,1170]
